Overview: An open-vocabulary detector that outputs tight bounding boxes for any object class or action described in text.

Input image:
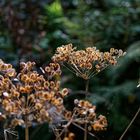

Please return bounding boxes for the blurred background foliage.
[0,0,140,140]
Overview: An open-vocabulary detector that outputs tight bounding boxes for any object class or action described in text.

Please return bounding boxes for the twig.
[55,111,76,140]
[4,128,18,140]
[72,122,99,140]
[25,119,29,140]
[119,106,140,140]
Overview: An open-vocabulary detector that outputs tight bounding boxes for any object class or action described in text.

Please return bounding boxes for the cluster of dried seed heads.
[0,59,68,128]
[74,99,107,131]
[52,44,126,79]
[0,59,108,140]
[53,99,107,140]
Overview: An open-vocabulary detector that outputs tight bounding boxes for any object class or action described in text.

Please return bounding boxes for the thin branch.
[55,111,76,140]
[119,107,140,140]
[4,128,18,140]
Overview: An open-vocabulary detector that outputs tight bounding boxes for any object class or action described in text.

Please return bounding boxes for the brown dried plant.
[0,59,68,140]
[0,43,125,140]
[52,44,125,80]
[52,98,108,140]
[52,44,125,140]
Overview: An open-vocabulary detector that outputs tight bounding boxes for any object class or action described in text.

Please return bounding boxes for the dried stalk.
[25,116,29,140]
[84,79,89,140]
[119,107,140,140]
[55,111,76,140]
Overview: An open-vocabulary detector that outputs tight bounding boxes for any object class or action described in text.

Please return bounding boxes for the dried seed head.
[0,60,68,128]
[52,44,125,79]
[61,88,69,97]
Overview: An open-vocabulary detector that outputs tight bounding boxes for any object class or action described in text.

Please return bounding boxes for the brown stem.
[25,115,29,140]
[119,107,140,140]
[84,79,89,140]
[56,111,76,140]
[85,79,89,94]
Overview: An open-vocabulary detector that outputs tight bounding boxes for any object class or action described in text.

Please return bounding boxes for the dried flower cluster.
[51,44,121,139]
[0,58,109,140]
[0,59,68,128]
[73,99,107,131]
[53,99,107,140]
[52,44,126,79]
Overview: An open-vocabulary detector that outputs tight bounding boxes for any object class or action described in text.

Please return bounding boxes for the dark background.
[0,0,140,140]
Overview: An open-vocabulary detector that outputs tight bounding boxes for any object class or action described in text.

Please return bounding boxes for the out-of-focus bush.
[0,0,71,65]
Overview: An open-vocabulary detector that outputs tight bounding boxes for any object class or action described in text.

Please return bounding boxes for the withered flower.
[51,44,122,139]
[0,59,68,140]
[73,99,107,131]
[52,44,126,79]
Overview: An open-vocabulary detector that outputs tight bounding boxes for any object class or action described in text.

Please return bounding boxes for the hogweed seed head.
[0,59,108,139]
[73,99,107,131]
[0,60,68,128]
[52,44,126,79]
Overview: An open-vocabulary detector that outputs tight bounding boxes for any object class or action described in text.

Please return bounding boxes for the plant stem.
[119,106,140,140]
[84,79,89,140]
[85,79,89,94]
[25,116,29,140]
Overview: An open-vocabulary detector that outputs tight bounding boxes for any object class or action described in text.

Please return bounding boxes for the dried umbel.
[73,99,107,131]
[0,59,108,140]
[53,99,107,140]
[0,59,68,128]
[52,44,126,79]
[51,44,112,139]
